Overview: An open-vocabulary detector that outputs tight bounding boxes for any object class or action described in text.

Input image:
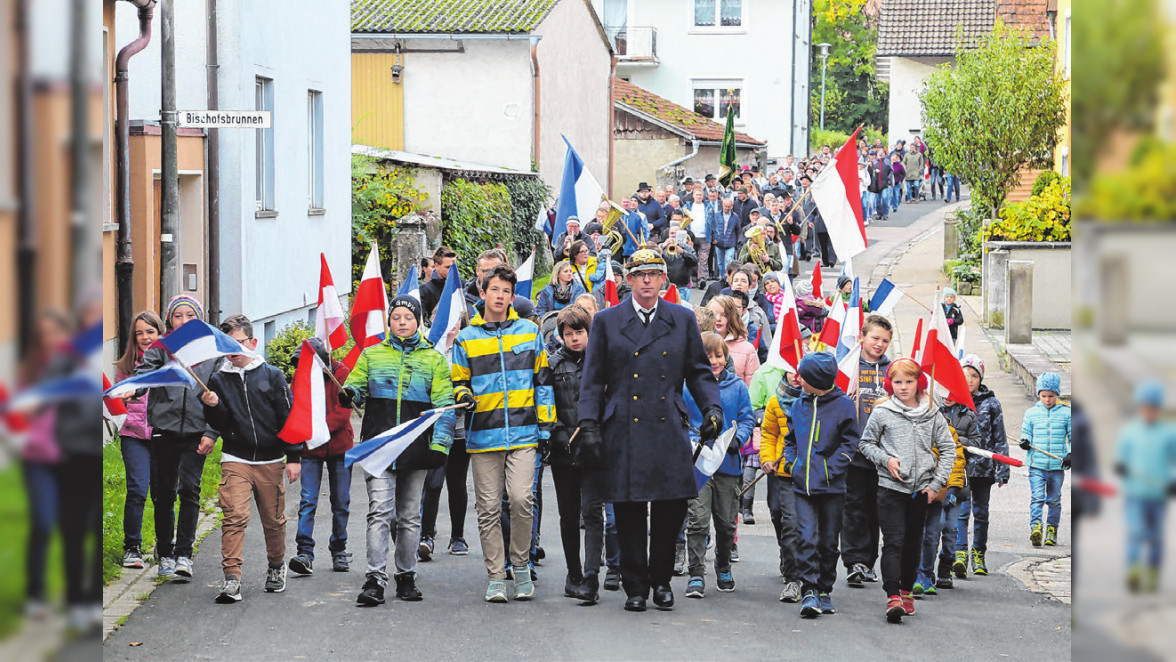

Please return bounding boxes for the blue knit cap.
[1036,372,1061,395]
[798,352,838,391]
[1136,381,1165,408]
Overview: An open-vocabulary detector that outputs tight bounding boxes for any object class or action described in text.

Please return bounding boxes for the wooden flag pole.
[174,356,211,395]
[305,339,346,391]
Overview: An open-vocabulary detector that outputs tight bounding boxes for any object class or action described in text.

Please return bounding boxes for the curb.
[102,507,221,641]
[1004,554,1072,605]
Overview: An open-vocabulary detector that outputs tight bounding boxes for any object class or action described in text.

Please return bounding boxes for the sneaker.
[742,511,756,525]
[157,556,176,578]
[332,551,352,572]
[1127,564,1143,593]
[685,576,705,599]
[122,548,145,569]
[924,580,938,595]
[1030,523,1043,547]
[215,577,242,604]
[603,567,622,591]
[886,595,904,623]
[846,563,867,588]
[1145,565,1161,593]
[800,591,821,618]
[912,573,930,595]
[862,566,879,582]
[289,555,314,576]
[174,556,194,579]
[24,600,50,620]
[972,549,988,576]
[394,571,423,601]
[264,564,287,593]
[357,577,385,605]
[953,550,968,578]
[730,544,740,563]
[716,568,735,592]
[819,592,835,614]
[513,565,535,600]
[1044,525,1058,546]
[673,543,686,576]
[935,574,954,590]
[448,537,469,556]
[901,590,916,615]
[485,579,508,603]
[779,580,802,603]
[418,536,434,562]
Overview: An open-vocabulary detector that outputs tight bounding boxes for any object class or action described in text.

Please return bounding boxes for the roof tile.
[876,0,1050,57]
[352,0,558,34]
[612,77,764,146]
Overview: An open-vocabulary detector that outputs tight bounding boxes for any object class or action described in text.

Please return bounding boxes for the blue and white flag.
[152,318,250,367]
[839,256,855,282]
[9,374,101,411]
[397,265,420,304]
[103,362,198,398]
[73,322,104,372]
[868,278,905,317]
[692,425,739,492]
[426,267,465,353]
[515,251,535,301]
[345,407,450,477]
[552,136,605,248]
[837,278,862,363]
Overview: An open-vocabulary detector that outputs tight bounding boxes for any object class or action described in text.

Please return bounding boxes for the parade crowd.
[104,148,1076,625]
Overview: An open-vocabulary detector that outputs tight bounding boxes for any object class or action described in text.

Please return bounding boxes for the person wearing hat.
[757,361,805,602]
[576,248,722,612]
[340,295,457,605]
[942,287,963,342]
[1018,372,1071,548]
[784,352,861,618]
[731,186,757,237]
[678,177,696,202]
[553,216,597,263]
[1115,381,1171,592]
[635,182,667,235]
[703,173,722,197]
[132,295,225,583]
[953,354,1009,578]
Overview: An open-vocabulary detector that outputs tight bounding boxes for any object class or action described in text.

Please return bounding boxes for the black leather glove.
[338,386,359,409]
[550,428,571,459]
[1018,439,1031,451]
[699,405,724,443]
[572,420,604,469]
[538,436,552,465]
[1061,453,1072,470]
[456,390,476,409]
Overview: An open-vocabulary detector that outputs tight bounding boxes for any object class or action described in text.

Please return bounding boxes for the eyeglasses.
[631,272,661,281]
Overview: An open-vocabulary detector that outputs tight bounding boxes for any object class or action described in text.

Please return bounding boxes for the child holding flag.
[339,296,456,605]
[199,315,299,604]
[759,365,804,602]
[954,355,1008,577]
[1116,382,1176,593]
[683,333,755,599]
[858,359,956,623]
[1018,372,1071,547]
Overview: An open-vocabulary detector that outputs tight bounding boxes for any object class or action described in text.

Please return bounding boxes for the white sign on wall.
[177,110,272,128]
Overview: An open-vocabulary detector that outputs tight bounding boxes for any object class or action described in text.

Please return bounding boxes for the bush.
[1074,142,1176,221]
[503,178,553,278]
[951,263,981,283]
[981,177,1072,243]
[352,155,428,294]
[441,179,515,281]
[265,320,353,382]
[953,205,990,257]
[1030,170,1061,198]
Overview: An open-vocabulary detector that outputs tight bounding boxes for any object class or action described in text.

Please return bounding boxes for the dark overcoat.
[578,298,720,502]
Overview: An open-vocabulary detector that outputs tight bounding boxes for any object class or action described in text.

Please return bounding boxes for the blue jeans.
[604,503,621,569]
[905,180,921,201]
[23,461,57,601]
[929,167,942,198]
[890,183,902,211]
[956,477,994,552]
[794,492,845,593]
[714,246,735,280]
[296,455,352,559]
[1126,497,1167,568]
[1029,468,1065,529]
[920,497,961,576]
[120,436,152,551]
[944,173,961,201]
[875,189,891,218]
[678,286,692,302]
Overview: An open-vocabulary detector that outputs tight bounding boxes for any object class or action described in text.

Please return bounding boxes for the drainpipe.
[607,56,616,198]
[205,0,220,324]
[530,35,542,172]
[115,0,156,350]
[159,0,179,308]
[658,138,700,179]
[15,0,34,353]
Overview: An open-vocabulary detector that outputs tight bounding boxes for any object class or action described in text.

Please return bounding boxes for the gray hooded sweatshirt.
[859,397,956,495]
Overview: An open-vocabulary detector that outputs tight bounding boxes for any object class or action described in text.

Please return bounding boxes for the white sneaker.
[157,557,176,578]
[216,577,242,603]
[174,556,194,578]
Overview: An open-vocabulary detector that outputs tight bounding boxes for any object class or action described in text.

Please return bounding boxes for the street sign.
[177,110,272,128]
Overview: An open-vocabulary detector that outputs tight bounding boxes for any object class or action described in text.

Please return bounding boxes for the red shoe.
[886,595,904,623]
[900,590,916,615]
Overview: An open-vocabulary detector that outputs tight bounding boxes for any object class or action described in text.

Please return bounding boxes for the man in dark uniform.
[576,248,722,612]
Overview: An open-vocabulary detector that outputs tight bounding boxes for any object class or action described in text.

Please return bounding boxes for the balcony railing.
[605,26,658,63]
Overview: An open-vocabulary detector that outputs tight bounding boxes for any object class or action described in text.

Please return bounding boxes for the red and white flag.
[920,328,975,411]
[811,266,823,301]
[279,341,330,449]
[809,128,868,261]
[102,374,128,432]
[316,253,348,351]
[344,244,389,369]
[603,257,620,308]
[766,271,805,372]
[834,344,862,393]
[663,284,680,305]
[909,317,924,361]
[817,299,848,349]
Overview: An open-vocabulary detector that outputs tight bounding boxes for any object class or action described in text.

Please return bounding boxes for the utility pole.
[818,42,831,132]
[160,0,180,308]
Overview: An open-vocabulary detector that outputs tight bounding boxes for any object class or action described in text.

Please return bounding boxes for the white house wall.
[536,0,613,194]
[402,39,535,174]
[885,56,950,146]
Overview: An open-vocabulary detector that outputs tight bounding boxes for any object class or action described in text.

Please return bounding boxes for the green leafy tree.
[809,0,888,137]
[351,154,427,294]
[920,22,1067,217]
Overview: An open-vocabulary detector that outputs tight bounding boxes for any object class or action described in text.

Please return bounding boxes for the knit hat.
[1036,372,1061,396]
[764,273,781,285]
[583,222,604,236]
[795,280,813,297]
[291,336,330,367]
[1136,380,1165,408]
[389,295,422,326]
[836,275,851,292]
[961,353,985,379]
[798,352,837,391]
[514,297,536,319]
[165,294,204,327]
[943,287,957,299]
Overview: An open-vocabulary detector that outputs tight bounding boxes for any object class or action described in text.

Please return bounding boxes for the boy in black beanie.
[783,352,860,618]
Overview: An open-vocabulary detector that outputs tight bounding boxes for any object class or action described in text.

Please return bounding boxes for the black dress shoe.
[624,596,647,612]
[572,573,599,605]
[653,584,674,610]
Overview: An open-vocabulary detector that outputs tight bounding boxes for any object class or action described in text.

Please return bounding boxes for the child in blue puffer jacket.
[1019,372,1071,547]
[682,332,755,599]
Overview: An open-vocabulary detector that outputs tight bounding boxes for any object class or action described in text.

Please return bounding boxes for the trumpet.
[665,242,680,256]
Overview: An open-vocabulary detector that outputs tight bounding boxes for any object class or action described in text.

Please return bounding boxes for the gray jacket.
[135,346,222,439]
[859,397,956,494]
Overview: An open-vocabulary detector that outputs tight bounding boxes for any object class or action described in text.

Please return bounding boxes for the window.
[692,81,741,120]
[255,76,275,212]
[1060,146,1069,177]
[694,0,741,28]
[307,90,324,210]
[1063,10,1071,78]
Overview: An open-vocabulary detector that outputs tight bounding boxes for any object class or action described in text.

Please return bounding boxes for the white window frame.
[255,76,276,214]
[1059,146,1069,177]
[690,0,746,33]
[1063,9,1071,79]
[691,79,744,124]
[307,90,325,211]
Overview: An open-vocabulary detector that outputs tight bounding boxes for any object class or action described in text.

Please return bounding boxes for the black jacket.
[731,196,756,233]
[664,244,699,287]
[136,346,223,439]
[637,197,666,234]
[547,344,585,467]
[420,274,446,321]
[203,360,300,463]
